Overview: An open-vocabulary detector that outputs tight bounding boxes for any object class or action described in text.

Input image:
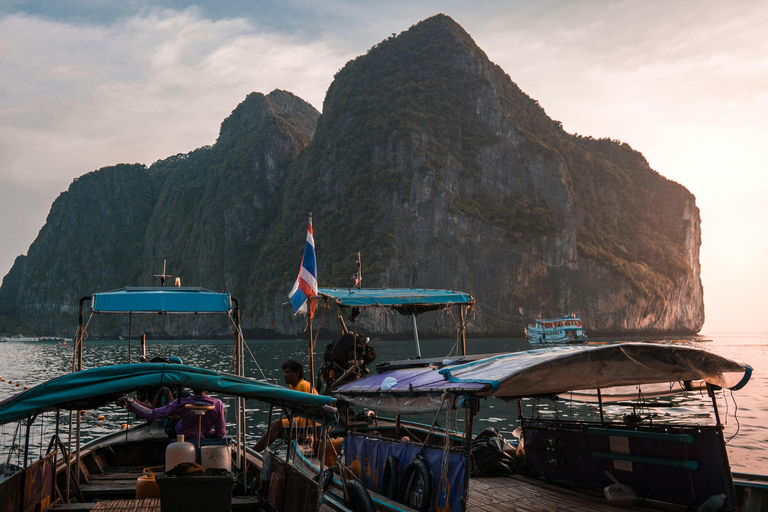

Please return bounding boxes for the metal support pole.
[233,298,245,478]
[127,312,132,363]
[707,383,722,426]
[317,414,328,512]
[459,306,467,356]
[308,309,315,392]
[411,313,422,359]
[461,399,476,510]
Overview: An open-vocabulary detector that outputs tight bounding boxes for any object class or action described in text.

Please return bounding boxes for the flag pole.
[308,302,314,392]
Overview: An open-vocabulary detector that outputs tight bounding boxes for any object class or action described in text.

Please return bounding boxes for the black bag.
[470,427,518,477]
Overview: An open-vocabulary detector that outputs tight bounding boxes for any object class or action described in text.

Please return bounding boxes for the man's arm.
[213,401,226,437]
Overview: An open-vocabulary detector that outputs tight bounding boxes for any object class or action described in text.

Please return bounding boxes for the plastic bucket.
[200,445,231,471]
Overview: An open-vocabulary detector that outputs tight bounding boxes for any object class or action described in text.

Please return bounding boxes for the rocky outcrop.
[0,16,703,338]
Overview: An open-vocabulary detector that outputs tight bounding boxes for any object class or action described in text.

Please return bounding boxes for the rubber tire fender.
[381,455,399,499]
[321,467,335,492]
[344,479,376,512]
[396,455,432,512]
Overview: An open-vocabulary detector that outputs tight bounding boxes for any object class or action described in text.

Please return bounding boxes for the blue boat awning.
[91,287,233,314]
[0,363,336,424]
[318,288,474,315]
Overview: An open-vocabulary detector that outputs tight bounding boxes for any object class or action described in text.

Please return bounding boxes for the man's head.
[281,359,304,386]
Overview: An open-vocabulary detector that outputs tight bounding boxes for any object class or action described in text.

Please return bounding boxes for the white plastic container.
[165,434,196,472]
[603,471,637,504]
[200,445,231,472]
[698,493,726,512]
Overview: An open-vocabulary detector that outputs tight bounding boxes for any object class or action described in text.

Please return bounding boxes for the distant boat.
[526,313,587,343]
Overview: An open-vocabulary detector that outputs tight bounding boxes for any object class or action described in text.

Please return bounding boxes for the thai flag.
[288,215,318,317]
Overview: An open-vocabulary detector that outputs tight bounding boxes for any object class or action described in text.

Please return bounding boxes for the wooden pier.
[467,474,680,511]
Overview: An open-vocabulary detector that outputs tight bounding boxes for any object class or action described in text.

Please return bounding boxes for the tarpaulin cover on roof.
[0,363,336,424]
[335,343,751,414]
[318,288,474,315]
[91,287,232,314]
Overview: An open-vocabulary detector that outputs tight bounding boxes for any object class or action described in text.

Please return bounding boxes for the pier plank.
[467,474,677,511]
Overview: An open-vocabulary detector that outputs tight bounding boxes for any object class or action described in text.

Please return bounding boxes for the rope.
[726,389,740,443]
[226,313,269,382]
[71,312,93,371]
[418,392,450,455]
[438,396,453,503]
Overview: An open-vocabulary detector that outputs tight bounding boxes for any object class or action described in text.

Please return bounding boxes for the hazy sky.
[1,1,765,333]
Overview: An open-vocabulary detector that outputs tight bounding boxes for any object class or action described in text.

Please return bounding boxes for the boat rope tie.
[438,393,453,502]
[419,392,451,456]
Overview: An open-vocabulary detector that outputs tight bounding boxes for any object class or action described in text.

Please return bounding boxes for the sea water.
[0,334,764,474]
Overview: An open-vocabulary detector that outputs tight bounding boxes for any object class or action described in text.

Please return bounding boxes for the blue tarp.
[0,363,336,424]
[318,288,474,314]
[90,287,232,314]
[345,435,466,512]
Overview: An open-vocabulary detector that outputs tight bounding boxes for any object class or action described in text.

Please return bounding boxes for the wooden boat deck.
[467,474,679,511]
[92,498,159,511]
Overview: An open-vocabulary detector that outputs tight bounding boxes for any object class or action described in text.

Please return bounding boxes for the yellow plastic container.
[136,468,161,498]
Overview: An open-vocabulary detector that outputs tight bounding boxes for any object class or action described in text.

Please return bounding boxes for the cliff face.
[262,14,704,335]
[0,16,704,338]
[2,91,320,337]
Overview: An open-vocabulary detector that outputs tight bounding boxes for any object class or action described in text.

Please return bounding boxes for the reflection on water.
[0,334,765,474]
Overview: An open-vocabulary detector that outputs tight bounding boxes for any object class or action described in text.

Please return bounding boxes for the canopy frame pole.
[461,398,476,510]
[597,388,605,424]
[317,414,329,512]
[707,383,722,426]
[232,298,246,478]
[308,309,315,392]
[459,306,467,356]
[73,296,89,486]
[411,313,422,359]
[127,312,132,363]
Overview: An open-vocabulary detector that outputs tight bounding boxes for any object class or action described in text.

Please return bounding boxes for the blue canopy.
[0,363,336,424]
[91,287,232,314]
[318,288,474,315]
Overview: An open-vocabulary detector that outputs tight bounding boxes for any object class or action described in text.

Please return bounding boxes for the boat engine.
[318,331,376,392]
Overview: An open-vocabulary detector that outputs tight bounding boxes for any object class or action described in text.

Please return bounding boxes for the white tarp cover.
[335,343,751,413]
[441,343,751,399]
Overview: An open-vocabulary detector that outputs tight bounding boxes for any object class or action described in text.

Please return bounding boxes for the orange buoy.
[121,423,129,430]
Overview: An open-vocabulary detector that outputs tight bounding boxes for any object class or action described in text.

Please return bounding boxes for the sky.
[1,0,766,333]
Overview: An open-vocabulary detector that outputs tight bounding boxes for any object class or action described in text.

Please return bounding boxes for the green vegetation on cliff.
[0,15,702,337]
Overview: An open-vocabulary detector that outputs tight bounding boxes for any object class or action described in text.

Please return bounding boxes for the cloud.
[0,7,352,274]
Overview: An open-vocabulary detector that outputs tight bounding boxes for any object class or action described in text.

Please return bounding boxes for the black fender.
[381,455,399,499]
[322,467,335,492]
[397,455,432,512]
[345,479,376,512]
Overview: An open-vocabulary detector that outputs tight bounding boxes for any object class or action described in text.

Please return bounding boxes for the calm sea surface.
[0,333,764,474]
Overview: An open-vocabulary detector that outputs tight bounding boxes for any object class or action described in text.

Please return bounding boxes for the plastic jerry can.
[165,434,196,472]
[136,468,160,498]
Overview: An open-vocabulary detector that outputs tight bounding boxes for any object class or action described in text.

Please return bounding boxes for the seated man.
[253,359,317,452]
[117,388,226,439]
